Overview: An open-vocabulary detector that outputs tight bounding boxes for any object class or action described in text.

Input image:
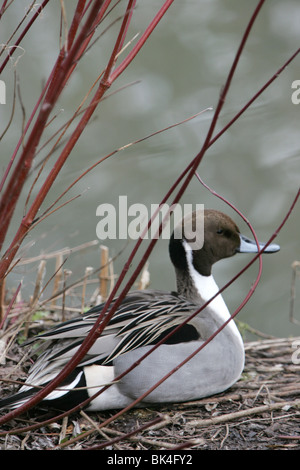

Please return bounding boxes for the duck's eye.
[216,229,224,235]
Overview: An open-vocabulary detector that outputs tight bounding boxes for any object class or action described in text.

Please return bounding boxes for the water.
[0,1,299,340]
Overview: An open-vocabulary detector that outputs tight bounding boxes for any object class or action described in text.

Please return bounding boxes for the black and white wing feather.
[0,290,201,409]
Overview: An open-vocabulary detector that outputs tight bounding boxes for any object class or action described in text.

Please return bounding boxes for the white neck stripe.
[182,240,231,324]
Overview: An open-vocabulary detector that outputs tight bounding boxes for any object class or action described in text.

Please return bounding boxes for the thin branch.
[67,1,87,50]
[187,399,300,428]
[0,0,51,72]
[23,0,294,426]
[0,2,297,444]
[38,108,209,222]
[110,0,175,83]
[0,68,17,141]
[0,0,107,251]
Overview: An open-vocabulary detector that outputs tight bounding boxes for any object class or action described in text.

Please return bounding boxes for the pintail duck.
[0,209,279,411]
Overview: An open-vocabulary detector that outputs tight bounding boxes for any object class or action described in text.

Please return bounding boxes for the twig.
[72,411,170,450]
[62,269,72,322]
[51,254,64,309]
[0,0,294,428]
[31,260,46,307]
[17,241,99,266]
[59,0,69,53]
[59,416,68,444]
[0,0,106,252]
[0,282,21,331]
[99,245,109,301]
[38,108,209,221]
[0,276,6,323]
[81,267,93,313]
[187,400,300,428]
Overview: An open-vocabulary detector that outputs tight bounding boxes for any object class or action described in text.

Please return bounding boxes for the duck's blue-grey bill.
[237,235,280,254]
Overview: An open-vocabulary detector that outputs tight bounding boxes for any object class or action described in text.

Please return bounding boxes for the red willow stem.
[24,0,137,210]
[114,190,299,410]
[100,0,136,88]
[58,0,114,86]
[0,74,50,195]
[173,0,267,206]
[0,0,171,257]
[0,0,171,270]
[35,0,186,352]
[110,0,175,84]
[0,0,266,423]
[31,28,299,241]
[0,0,295,432]
[0,1,9,19]
[0,0,175,424]
[103,0,268,298]
[0,0,106,253]
[0,2,54,196]
[2,48,298,448]
[54,0,268,404]
[67,0,88,50]
[8,0,265,423]
[42,182,296,448]
[36,110,205,221]
[210,46,300,148]
[22,0,135,221]
[0,1,112,201]
[60,189,298,441]
[1,1,296,433]
[0,0,172,262]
